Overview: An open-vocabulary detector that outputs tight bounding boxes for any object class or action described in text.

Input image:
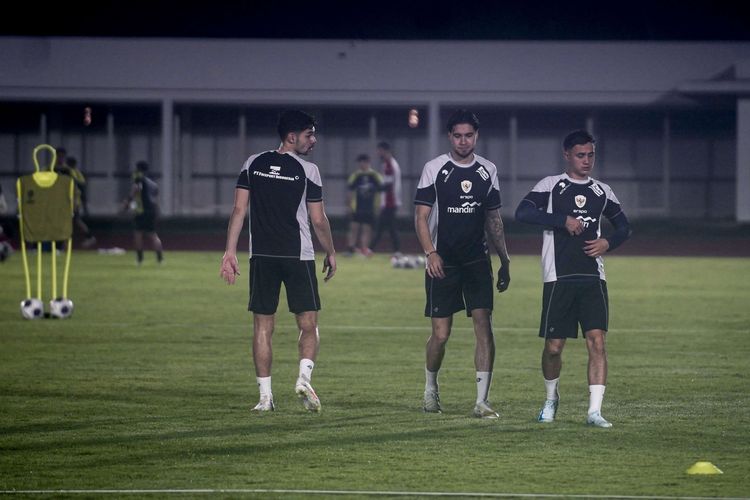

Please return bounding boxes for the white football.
[49,297,74,319]
[20,298,44,320]
[401,256,416,269]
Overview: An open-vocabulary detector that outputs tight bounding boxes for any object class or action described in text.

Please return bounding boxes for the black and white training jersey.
[414,153,502,266]
[236,150,323,261]
[516,173,629,283]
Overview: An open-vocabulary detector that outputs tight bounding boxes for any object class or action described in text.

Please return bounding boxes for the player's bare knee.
[471,309,492,333]
[295,313,318,335]
[585,330,607,352]
[430,329,451,345]
[544,340,565,357]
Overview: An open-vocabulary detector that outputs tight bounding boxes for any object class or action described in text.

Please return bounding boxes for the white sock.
[588,384,606,415]
[257,376,272,398]
[544,377,560,401]
[425,368,439,392]
[298,358,315,383]
[476,371,492,404]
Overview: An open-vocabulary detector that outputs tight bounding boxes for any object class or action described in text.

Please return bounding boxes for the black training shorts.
[248,256,320,315]
[425,257,494,318]
[351,212,375,225]
[539,279,609,339]
[134,213,157,232]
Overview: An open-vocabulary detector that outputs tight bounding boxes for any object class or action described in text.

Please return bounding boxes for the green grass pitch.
[0,251,748,498]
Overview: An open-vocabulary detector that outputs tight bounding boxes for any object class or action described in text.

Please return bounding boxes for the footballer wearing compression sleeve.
[516,174,630,282]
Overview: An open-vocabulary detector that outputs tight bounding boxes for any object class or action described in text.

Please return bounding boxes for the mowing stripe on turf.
[0,490,746,499]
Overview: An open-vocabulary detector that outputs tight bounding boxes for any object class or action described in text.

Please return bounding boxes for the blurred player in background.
[56,153,96,248]
[0,182,11,262]
[370,141,402,254]
[122,161,163,265]
[346,153,383,256]
[220,110,337,413]
[515,129,631,428]
[414,109,511,419]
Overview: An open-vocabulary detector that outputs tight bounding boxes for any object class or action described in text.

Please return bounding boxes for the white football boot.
[538,399,559,423]
[586,411,613,428]
[472,400,500,419]
[295,379,321,412]
[423,389,442,413]
[251,395,275,412]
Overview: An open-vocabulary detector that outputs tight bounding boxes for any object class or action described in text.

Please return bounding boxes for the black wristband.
[426,250,437,258]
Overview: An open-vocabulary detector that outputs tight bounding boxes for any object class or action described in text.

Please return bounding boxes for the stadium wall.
[1,38,750,221]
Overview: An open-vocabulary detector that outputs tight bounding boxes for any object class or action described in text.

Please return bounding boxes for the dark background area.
[2,1,749,41]
[2,215,749,256]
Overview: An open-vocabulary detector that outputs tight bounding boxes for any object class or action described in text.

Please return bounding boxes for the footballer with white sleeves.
[414,109,511,419]
[220,110,337,414]
[515,129,631,428]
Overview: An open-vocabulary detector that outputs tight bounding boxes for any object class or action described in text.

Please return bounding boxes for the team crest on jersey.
[461,180,473,193]
[269,166,281,175]
[590,183,604,196]
[575,195,587,208]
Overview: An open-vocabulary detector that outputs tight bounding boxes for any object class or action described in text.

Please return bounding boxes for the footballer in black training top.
[516,128,630,429]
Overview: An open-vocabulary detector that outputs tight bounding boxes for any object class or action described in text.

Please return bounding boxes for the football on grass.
[49,297,74,319]
[20,298,44,320]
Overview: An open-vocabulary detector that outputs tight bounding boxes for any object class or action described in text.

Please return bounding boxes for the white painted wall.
[2,38,750,104]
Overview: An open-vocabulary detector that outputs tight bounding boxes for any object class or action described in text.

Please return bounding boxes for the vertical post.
[369,113,378,155]
[428,101,440,159]
[106,112,115,181]
[238,111,247,163]
[586,115,596,172]
[161,98,174,216]
[586,115,595,135]
[737,99,750,222]
[174,112,183,214]
[106,111,116,214]
[662,114,671,217]
[508,114,518,210]
[234,111,247,216]
[39,113,48,145]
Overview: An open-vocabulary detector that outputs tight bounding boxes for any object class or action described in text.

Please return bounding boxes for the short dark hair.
[563,129,595,151]
[136,160,149,172]
[277,110,316,141]
[356,154,370,162]
[376,141,390,151]
[446,109,479,133]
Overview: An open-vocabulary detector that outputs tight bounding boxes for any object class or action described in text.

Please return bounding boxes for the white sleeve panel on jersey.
[294,154,323,188]
[240,151,268,173]
[531,175,563,194]
[296,195,315,261]
[599,181,621,205]
[417,157,443,189]
[417,155,448,189]
[595,180,624,220]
